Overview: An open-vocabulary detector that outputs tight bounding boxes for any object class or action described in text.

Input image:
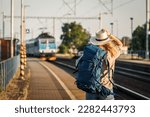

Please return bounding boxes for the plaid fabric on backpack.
[75,44,113,96]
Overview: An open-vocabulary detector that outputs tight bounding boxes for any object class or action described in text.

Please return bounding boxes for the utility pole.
[23,5,30,43]
[10,0,14,58]
[99,12,108,29]
[20,0,27,80]
[21,0,23,44]
[130,17,134,59]
[2,12,5,39]
[74,0,76,16]
[53,18,55,37]
[145,0,149,60]
[99,13,102,29]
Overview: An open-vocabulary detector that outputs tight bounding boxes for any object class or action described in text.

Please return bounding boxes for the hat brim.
[89,37,111,45]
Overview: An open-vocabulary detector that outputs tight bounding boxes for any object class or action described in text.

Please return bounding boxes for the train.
[26,32,57,61]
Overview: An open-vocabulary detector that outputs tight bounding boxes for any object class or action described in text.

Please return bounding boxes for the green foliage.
[58,44,68,54]
[132,23,150,51]
[59,22,90,53]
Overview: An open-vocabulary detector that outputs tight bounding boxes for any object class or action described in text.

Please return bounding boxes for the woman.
[86,29,123,100]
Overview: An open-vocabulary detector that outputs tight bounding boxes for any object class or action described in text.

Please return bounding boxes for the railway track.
[51,58,150,100]
[115,66,150,82]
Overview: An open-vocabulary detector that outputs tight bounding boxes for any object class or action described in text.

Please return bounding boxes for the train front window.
[49,43,56,49]
[48,40,56,49]
[40,40,47,44]
[40,40,47,49]
[49,40,55,43]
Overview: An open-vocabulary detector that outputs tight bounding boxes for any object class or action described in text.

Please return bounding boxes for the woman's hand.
[102,29,111,37]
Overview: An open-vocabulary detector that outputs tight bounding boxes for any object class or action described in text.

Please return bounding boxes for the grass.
[0,66,30,100]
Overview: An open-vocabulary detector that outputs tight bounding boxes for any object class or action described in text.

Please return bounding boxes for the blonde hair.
[99,35,120,57]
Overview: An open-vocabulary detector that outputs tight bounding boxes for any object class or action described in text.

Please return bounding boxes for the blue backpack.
[75,44,113,96]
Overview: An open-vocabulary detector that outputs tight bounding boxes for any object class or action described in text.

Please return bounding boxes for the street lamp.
[130,17,134,45]
[10,0,14,58]
[130,17,134,59]
[110,22,114,34]
[145,0,149,60]
[1,12,5,39]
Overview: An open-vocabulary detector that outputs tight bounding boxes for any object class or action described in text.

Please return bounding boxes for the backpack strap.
[73,55,83,74]
[104,55,115,86]
[105,57,117,96]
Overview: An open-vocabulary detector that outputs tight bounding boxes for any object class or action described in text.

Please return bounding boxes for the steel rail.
[55,59,150,82]
[53,61,150,100]
[115,69,150,82]
[116,66,150,76]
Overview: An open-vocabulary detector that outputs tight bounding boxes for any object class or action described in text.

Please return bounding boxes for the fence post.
[0,55,20,91]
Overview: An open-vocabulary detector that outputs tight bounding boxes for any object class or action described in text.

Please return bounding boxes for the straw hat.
[89,29,111,45]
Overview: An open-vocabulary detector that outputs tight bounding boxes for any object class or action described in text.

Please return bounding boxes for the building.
[0,38,19,61]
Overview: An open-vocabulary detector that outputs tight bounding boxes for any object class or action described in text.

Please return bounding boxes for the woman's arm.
[105,29,123,47]
[109,34,123,47]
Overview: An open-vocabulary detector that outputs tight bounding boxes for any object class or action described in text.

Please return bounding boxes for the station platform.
[25,56,149,100]
[118,54,150,65]
[26,58,85,100]
[56,54,150,65]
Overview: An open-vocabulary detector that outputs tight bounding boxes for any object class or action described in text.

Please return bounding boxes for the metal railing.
[0,55,20,91]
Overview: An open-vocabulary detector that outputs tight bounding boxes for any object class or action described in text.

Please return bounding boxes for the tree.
[132,25,146,51]
[58,44,68,54]
[59,22,90,53]
[132,22,150,51]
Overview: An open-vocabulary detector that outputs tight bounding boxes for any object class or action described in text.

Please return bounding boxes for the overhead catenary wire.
[113,0,136,10]
[63,0,75,15]
[56,0,82,17]
[82,0,137,17]
[76,0,83,6]
[98,0,112,14]
[56,2,66,16]
[4,15,99,20]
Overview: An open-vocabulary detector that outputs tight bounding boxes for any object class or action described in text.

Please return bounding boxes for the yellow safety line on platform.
[39,62,77,100]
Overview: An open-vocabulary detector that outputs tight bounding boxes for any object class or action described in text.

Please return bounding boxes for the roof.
[37,32,54,39]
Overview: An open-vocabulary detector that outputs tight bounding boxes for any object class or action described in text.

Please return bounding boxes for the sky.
[0,0,148,46]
